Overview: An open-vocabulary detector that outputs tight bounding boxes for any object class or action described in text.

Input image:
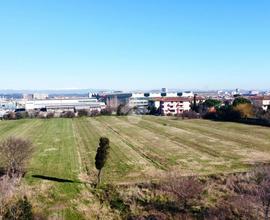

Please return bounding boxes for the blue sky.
[0,0,269,91]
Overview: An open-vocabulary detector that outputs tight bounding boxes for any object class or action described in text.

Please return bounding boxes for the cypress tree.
[95,137,110,185]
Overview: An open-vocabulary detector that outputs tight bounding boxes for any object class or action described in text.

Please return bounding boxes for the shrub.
[3,196,33,220]
[262,110,270,120]
[90,110,100,117]
[117,104,131,116]
[28,111,39,118]
[207,195,256,220]
[181,110,199,119]
[61,111,75,118]
[161,175,204,210]
[3,112,16,120]
[148,106,159,115]
[46,112,55,119]
[254,106,270,121]
[204,99,222,108]
[77,109,89,117]
[15,112,29,120]
[252,166,270,220]
[100,185,130,215]
[37,112,47,119]
[203,112,218,120]
[217,105,241,121]
[127,212,167,220]
[233,103,254,118]
[100,107,113,116]
[0,137,33,178]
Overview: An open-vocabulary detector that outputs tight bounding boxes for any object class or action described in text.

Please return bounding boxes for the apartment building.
[250,96,270,111]
[149,97,192,116]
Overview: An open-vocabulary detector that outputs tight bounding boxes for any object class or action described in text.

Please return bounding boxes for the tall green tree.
[204,99,222,108]
[191,94,198,112]
[95,137,110,185]
[233,97,251,106]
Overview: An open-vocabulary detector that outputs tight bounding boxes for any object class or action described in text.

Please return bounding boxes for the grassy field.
[0,116,270,219]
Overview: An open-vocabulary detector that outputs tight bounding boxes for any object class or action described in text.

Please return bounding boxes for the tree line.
[1,107,113,120]
[202,97,270,123]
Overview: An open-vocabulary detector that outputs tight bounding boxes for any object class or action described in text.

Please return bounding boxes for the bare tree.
[162,174,204,210]
[77,109,89,117]
[117,104,131,116]
[2,196,33,220]
[100,107,113,116]
[90,110,100,117]
[253,166,270,220]
[46,112,55,119]
[61,111,75,118]
[0,176,21,215]
[258,179,270,220]
[207,194,256,220]
[0,137,33,179]
[3,112,16,120]
[0,137,33,217]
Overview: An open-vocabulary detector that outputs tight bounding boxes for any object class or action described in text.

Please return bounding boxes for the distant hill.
[0,89,108,95]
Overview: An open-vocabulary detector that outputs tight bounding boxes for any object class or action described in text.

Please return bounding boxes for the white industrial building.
[22,93,49,100]
[0,99,16,111]
[17,98,106,112]
[104,90,195,110]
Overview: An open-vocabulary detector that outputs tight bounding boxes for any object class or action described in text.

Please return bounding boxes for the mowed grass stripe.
[0,119,84,219]
[137,117,242,159]
[145,116,270,152]
[26,119,85,219]
[102,116,210,160]
[28,119,79,180]
[142,116,270,166]
[0,119,38,139]
[72,117,144,183]
[103,116,245,174]
[93,117,166,170]
[117,116,229,159]
[98,117,217,173]
[96,116,183,168]
[74,117,130,180]
[86,117,158,182]
[72,118,102,176]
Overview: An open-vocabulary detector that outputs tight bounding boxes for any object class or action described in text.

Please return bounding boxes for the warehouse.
[17,98,106,112]
[104,90,192,109]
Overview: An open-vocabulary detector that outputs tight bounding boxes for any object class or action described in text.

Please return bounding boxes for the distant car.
[15,108,26,112]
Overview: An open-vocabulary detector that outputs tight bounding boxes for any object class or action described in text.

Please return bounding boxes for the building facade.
[250,96,270,111]
[149,97,192,116]
[104,90,194,110]
[17,98,106,112]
